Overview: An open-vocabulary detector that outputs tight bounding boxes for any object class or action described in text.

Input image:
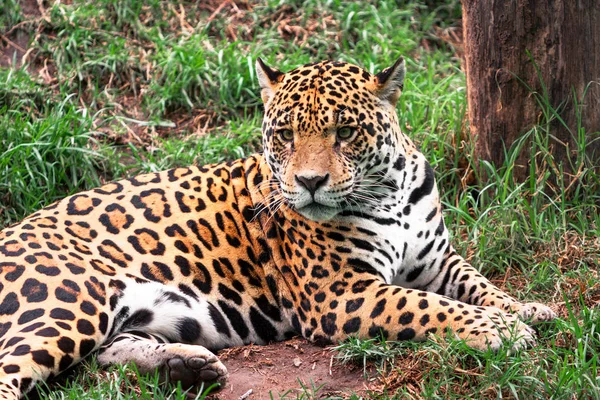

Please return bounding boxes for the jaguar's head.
[257,57,407,221]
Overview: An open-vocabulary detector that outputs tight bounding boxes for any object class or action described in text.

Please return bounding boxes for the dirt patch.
[211,338,374,399]
[0,30,28,67]
[0,0,41,67]
[29,337,376,400]
[17,0,41,15]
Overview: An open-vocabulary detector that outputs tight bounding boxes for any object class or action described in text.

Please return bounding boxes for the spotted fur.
[0,57,555,399]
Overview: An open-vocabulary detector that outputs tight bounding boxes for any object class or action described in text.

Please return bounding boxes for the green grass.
[0,0,22,33]
[33,356,214,400]
[1,0,599,398]
[333,304,599,399]
[103,115,262,177]
[0,68,105,225]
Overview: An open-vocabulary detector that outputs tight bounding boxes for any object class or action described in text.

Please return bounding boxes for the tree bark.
[461,0,600,183]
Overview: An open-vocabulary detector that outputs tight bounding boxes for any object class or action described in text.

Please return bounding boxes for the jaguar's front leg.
[426,247,556,324]
[288,271,536,351]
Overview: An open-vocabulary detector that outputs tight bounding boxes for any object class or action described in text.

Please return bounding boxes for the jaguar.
[0,57,556,399]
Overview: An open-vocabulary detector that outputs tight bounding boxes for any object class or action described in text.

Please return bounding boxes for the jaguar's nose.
[295,173,329,196]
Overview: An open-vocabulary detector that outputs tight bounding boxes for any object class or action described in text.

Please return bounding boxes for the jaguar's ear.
[375,56,406,105]
[256,58,284,105]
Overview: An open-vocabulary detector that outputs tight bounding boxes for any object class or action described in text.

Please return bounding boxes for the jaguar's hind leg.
[97,331,227,392]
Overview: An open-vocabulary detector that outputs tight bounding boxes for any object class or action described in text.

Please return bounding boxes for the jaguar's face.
[257,58,406,221]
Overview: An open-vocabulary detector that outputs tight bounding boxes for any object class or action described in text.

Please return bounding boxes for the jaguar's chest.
[317,189,447,288]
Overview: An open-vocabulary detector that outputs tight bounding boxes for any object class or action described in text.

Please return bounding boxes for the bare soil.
[212,338,374,399]
[0,0,40,67]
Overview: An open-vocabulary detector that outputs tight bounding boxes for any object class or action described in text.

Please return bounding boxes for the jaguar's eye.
[336,127,355,141]
[278,129,294,142]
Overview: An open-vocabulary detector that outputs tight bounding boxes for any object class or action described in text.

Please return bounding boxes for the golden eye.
[278,129,294,142]
[337,127,355,140]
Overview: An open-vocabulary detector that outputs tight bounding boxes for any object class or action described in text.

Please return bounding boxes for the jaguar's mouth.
[295,202,340,221]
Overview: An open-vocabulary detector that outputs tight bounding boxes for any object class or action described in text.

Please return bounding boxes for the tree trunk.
[461,0,600,183]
